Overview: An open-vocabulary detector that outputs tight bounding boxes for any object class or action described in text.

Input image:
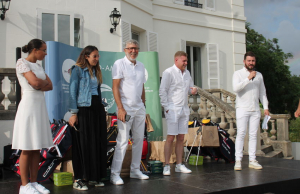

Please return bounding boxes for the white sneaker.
[73,180,88,190]
[249,160,263,170]
[19,183,40,194]
[31,182,50,194]
[130,170,149,180]
[163,165,170,176]
[110,174,124,185]
[175,164,192,173]
[234,160,242,171]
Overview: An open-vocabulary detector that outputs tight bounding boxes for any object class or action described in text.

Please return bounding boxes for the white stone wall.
[0,0,246,89]
[0,0,123,70]
[292,142,300,160]
[152,0,246,91]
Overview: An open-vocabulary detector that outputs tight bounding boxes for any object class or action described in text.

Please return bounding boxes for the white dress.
[12,58,53,150]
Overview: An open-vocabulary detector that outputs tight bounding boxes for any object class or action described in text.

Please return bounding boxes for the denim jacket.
[69,65,102,114]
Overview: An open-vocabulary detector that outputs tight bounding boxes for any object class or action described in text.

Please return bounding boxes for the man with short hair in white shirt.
[159,51,197,176]
[110,39,149,185]
[233,51,269,171]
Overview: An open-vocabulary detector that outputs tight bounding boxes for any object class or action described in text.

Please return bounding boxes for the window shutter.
[174,0,184,5]
[180,39,186,52]
[205,0,215,11]
[121,20,131,50]
[147,31,158,52]
[207,43,219,89]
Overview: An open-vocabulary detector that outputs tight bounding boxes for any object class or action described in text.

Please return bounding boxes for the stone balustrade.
[261,114,292,158]
[188,86,292,158]
[0,68,17,120]
[189,87,236,140]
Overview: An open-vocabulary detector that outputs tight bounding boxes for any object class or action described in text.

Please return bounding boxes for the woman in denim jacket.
[68,46,107,190]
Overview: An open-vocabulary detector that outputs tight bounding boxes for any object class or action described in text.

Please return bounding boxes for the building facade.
[0,0,247,162]
[1,0,246,90]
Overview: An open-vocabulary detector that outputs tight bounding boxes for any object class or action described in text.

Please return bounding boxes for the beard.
[245,64,255,71]
[126,53,137,62]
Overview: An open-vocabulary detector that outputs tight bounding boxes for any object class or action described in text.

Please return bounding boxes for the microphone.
[252,67,256,81]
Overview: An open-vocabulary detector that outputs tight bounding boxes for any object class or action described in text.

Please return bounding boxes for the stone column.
[7,75,17,110]
[276,117,289,141]
[0,75,5,110]
[190,95,200,120]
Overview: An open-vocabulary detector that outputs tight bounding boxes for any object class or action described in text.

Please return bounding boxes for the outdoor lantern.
[109,8,121,33]
[0,0,11,20]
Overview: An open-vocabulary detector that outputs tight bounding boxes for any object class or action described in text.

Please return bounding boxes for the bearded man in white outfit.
[233,51,269,171]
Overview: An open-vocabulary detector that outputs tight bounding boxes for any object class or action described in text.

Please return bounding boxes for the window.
[37,9,83,47]
[186,46,202,87]
[184,0,203,8]
[132,31,139,43]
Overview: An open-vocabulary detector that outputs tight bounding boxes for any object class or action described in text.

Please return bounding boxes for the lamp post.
[109,8,121,33]
[0,0,11,20]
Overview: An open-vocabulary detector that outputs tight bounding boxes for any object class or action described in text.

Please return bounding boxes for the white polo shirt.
[159,64,194,115]
[112,56,146,110]
[232,67,268,111]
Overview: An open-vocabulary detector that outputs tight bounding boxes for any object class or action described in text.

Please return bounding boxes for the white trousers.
[235,108,261,161]
[111,106,146,176]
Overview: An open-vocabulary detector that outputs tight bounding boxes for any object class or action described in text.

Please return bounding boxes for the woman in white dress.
[12,39,53,194]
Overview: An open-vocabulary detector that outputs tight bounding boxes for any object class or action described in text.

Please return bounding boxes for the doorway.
[186,45,202,87]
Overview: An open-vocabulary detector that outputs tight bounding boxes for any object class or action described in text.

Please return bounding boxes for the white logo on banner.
[101,84,115,111]
[62,59,76,83]
[145,69,148,82]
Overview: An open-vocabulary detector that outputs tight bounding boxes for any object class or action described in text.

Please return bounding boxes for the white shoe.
[163,165,170,176]
[249,160,263,170]
[110,175,124,185]
[234,160,242,171]
[31,182,50,194]
[73,180,88,190]
[130,170,149,180]
[89,181,105,187]
[175,164,192,173]
[19,183,40,194]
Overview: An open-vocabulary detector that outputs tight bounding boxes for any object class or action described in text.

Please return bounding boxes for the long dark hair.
[75,45,102,84]
[21,39,45,54]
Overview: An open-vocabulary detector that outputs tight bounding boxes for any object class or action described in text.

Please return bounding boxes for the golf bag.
[11,119,73,181]
[107,126,118,167]
[186,120,235,163]
[106,113,149,167]
[215,128,235,163]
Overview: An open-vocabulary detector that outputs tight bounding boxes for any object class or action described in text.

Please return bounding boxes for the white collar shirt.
[112,56,146,110]
[232,67,268,111]
[159,64,194,115]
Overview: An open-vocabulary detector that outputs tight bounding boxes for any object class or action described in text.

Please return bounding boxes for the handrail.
[196,86,236,118]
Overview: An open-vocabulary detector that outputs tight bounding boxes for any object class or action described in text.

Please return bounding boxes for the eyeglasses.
[88,55,100,58]
[125,47,140,51]
[37,49,47,53]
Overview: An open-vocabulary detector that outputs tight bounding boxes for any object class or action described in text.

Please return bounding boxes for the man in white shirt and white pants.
[159,51,197,175]
[110,39,149,185]
[233,51,269,171]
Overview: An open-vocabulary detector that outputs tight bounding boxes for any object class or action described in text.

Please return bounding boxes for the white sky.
[244,0,300,75]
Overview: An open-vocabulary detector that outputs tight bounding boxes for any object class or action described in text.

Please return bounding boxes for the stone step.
[261,144,273,154]
[0,110,16,120]
[265,150,284,158]
[283,156,294,160]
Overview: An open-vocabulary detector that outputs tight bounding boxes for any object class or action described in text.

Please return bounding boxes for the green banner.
[99,51,162,140]
[138,52,163,140]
